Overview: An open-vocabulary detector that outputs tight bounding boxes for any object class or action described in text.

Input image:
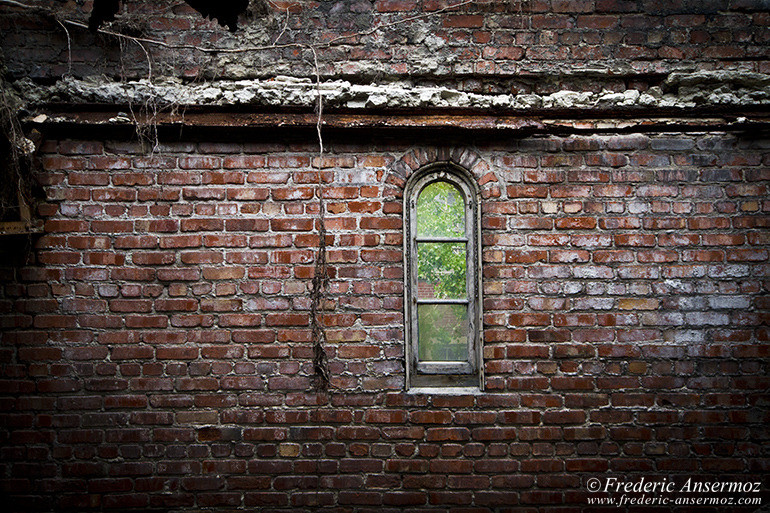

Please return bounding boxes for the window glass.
[417,242,467,300]
[416,181,465,238]
[418,304,469,362]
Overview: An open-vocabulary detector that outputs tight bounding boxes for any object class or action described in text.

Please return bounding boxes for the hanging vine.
[308,46,330,390]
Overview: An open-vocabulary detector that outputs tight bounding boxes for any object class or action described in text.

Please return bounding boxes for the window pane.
[416,181,465,238]
[417,242,467,299]
[418,304,469,361]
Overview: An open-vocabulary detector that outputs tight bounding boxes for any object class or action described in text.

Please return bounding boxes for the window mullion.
[417,299,469,304]
[415,237,468,243]
[409,191,420,376]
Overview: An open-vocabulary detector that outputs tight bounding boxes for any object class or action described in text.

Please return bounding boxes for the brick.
[265,313,309,326]
[365,410,408,424]
[270,219,314,232]
[375,0,417,11]
[584,153,628,167]
[443,15,484,27]
[69,172,110,186]
[577,14,619,28]
[39,219,81,234]
[507,185,548,198]
[383,491,427,506]
[524,170,565,183]
[510,217,553,230]
[409,411,452,424]
[650,137,696,150]
[472,427,519,440]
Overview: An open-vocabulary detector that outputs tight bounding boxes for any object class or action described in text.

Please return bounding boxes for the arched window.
[404,165,482,390]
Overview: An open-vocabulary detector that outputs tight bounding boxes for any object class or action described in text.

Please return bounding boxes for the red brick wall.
[1,0,768,80]
[0,131,768,510]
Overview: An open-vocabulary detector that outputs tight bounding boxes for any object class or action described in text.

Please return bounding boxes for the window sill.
[0,221,43,236]
[407,387,483,396]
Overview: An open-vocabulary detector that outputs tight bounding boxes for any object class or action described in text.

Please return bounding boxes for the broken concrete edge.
[12,70,770,115]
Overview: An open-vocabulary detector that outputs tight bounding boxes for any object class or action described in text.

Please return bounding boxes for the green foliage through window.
[416,181,467,300]
[415,180,470,362]
[418,304,469,361]
[418,242,466,299]
[416,181,465,238]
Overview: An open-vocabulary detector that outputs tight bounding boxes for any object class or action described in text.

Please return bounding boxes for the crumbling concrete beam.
[14,71,770,114]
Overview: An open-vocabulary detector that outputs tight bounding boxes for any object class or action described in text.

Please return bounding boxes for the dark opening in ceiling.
[88,0,251,33]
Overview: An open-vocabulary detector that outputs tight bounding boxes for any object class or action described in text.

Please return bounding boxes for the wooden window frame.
[404,164,483,390]
[0,189,41,236]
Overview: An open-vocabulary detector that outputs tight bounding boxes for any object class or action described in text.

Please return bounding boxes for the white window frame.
[403,164,483,390]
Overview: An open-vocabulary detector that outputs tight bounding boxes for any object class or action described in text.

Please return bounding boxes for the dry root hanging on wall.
[309,53,331,391]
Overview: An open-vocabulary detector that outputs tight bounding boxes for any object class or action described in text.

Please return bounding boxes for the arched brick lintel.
[384,147,501,199]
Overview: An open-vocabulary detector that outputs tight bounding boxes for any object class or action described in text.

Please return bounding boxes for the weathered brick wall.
[1,2,769,511]
[1,0,768,81]
[0,130,768,511]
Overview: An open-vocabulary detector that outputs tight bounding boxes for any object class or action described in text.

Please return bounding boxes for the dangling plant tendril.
[308,46,330,390]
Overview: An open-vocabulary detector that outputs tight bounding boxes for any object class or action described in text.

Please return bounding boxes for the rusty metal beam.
[25,105,770,135]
